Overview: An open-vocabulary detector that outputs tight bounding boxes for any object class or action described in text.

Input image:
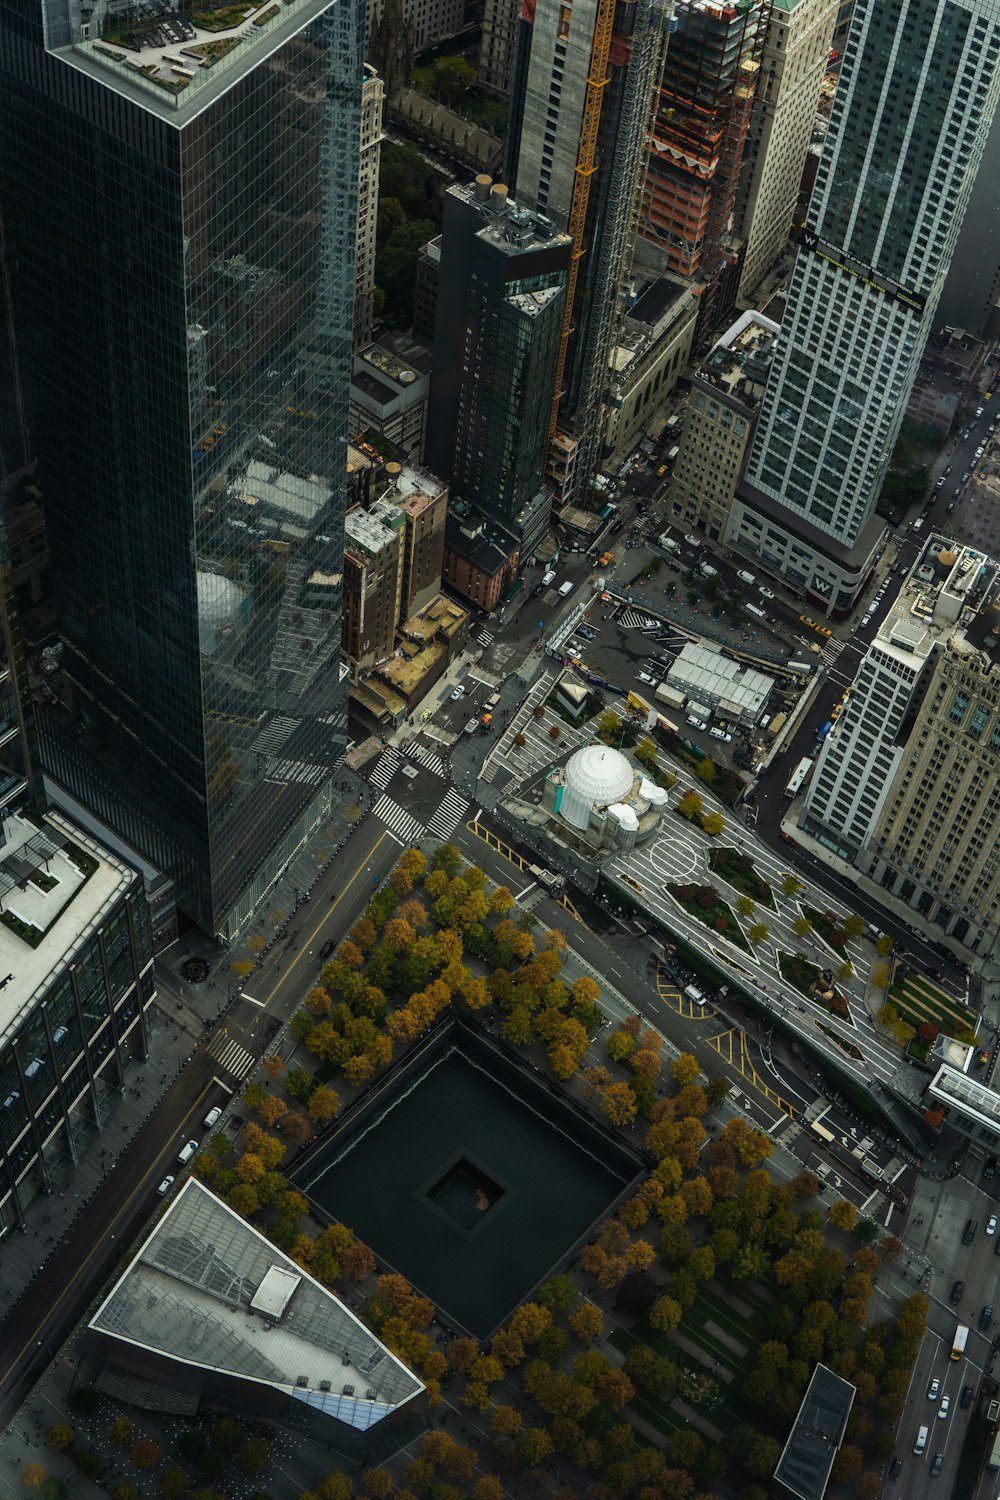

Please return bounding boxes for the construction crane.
[547,0,618,441]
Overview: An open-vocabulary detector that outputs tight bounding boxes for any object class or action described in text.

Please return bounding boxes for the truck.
[783,756,813,798]
[655,683,686,709]
[558,580,574,598]
[699,562,718,579]
[683,983,707,1008]
[951,1324,970,1360]
[666,445,680,464]
[766,711,787,738]
[746,602,766,620]
[658,534,680,553]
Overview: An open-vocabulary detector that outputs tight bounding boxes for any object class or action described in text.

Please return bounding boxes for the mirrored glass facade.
[0,0,362,938]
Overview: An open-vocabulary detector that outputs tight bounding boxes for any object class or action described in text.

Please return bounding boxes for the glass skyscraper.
[728,0,1000,618]
[0,0,362,938]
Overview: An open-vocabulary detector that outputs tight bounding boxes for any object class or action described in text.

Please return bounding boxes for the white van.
[177,1138,199,1165]
[558,580,574,597]
[913,1424,929,1455]
[737,569,756,585]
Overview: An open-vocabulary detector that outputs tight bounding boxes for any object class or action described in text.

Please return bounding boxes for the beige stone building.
[736,0,838,303]
[803,534,1000,957]
[669,310,778,542]
[603,277,699,468]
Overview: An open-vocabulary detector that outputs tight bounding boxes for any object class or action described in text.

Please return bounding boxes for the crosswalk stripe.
[478,630,494,648]
[372,793,426,846]
[369,748,400,790]
[427,788,468,842]
[208,1036,256,1079]
[406,743,447,776]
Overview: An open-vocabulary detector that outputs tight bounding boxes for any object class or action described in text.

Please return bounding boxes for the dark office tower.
[0,0,363,940]
[641,0,768,340]
[727,0,1000,619]
[426,178,571,554]
[506,0,663,506]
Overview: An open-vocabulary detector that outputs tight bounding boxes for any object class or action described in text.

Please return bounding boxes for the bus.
[783,757,813,799]
[952,1324,970,1360]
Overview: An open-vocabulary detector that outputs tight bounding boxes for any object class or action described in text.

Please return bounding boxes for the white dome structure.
[197,571,246,655]
[560,745,634,830]
[639,778,667,807]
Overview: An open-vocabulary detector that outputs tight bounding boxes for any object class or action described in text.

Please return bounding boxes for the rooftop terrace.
[71,0,330,112]
[0,810,138,1050]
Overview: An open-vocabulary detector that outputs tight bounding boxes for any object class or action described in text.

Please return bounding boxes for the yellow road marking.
[706,1027,798,1118]
[260,829,393,1007]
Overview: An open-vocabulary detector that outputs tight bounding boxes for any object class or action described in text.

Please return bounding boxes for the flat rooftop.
[0,810,138,1050]
[697,309,780,403]
[90,1179,423,1430]
[879,534,1000,668]
[774,1363,855,1500]
[68,0,331,117]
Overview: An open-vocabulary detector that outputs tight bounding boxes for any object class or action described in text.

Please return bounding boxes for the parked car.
[685,716,708,731]
[961,1386,974,1408]
[203,1106,222,1129]
[709,727,732,742]
[684,533,700,547]
[450,685,464,700]
[950,1280,964,1305]
[759,586,776,599]
[980,1304,993,1331]
[157,1175,175,1197]
[177,1139,199,1166]
[987,1214,996,1236]
[637,672,655,686]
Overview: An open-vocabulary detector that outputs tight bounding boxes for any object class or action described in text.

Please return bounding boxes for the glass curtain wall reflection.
[0,0,362,938]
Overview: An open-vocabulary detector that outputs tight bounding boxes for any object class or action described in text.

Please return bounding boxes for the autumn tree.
[46,1426,74,1453]
[130,1439,161,1470]
[107,1418,135,1447]
[569,1302,603,1343]
[828,1198,858,1232]
[669,1055,701,1091]
[702,811,725,836]
[599,1082,637,1127]
[793,915,813,938]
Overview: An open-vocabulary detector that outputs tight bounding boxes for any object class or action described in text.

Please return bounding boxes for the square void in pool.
[298,1023,643,1339]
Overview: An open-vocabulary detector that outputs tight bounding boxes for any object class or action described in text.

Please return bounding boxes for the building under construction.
[505,0,665,510]
[641,0,770,342]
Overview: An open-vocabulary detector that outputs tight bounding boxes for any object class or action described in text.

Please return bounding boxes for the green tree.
[430,54,476,106]
[696,758,716,784]
[636,738,658,768]
[748,922,770,945]
[597,710,622,740]
[107,1417,135,1447]
[376,218,437,325]
[781,872,804,897]
[793,915,813,938]
[45,1426,74,1454]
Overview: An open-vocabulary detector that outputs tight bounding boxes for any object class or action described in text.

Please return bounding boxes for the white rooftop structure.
[560,745,634,829]
[666,642,773,723]
[0,811,138,1049]
[90,1180,423,1432]
[231,460,332,525]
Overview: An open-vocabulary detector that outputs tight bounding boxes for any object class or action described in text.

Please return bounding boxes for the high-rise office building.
[801,534,1000,957]
[728,0,1000,619]
[505,0,664,505]
[426,178,571,553]
[735,0,839,303]
[355,65,386,351]
[641,0,768,337]
[669,308,778,541]
[0,0,363,941]
[479,0,520,97]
